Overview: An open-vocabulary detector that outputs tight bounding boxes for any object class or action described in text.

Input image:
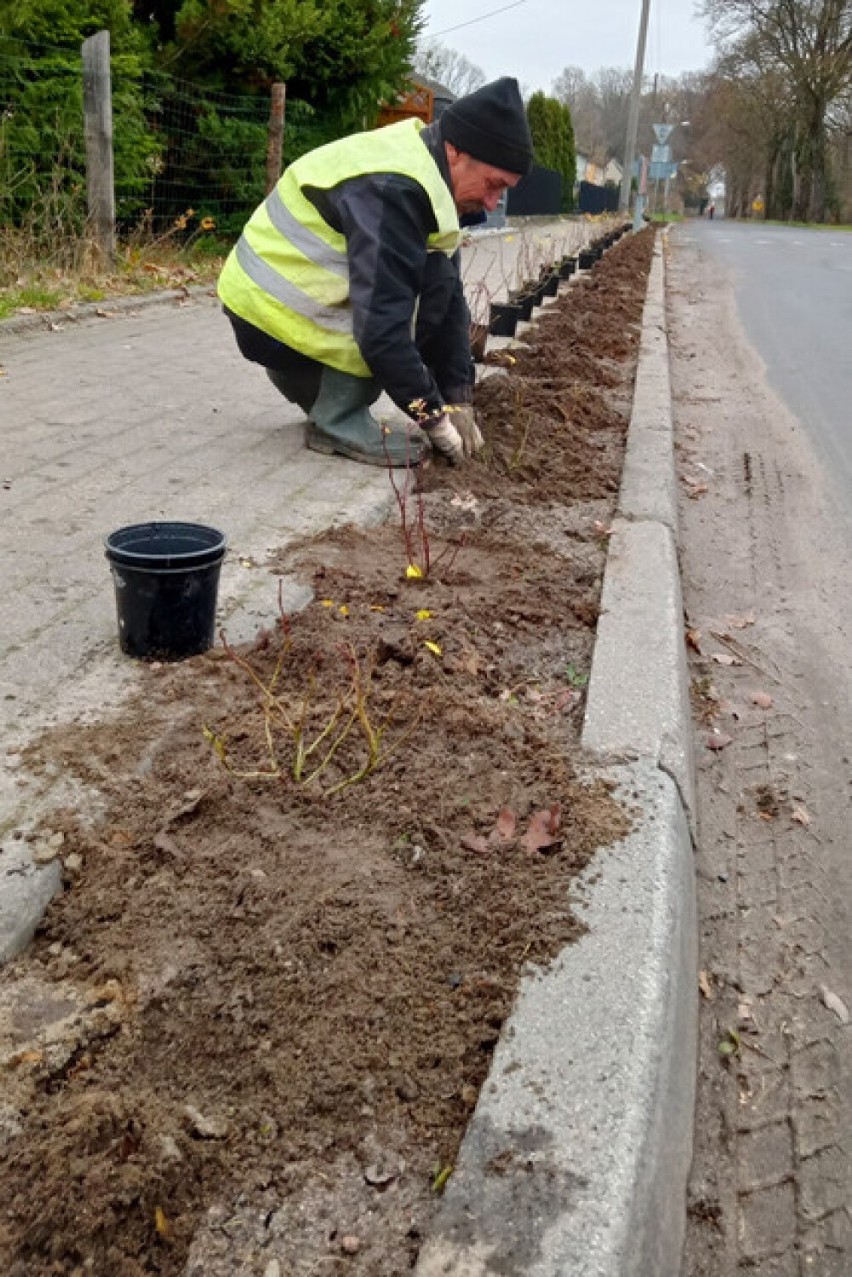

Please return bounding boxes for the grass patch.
[0,216,230,320]
[0,285,62,319]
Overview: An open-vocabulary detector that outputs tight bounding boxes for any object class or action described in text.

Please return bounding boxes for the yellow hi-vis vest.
[217,118,461,378]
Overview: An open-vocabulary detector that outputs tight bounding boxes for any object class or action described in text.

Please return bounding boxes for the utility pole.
[619,0,652,214]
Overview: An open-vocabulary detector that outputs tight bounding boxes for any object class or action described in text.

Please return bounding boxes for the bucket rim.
[105,520,227,567]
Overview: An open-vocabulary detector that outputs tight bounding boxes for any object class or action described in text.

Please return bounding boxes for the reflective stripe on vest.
[218,119,460,378]
[234,236,351,333]
[263,185,349,279]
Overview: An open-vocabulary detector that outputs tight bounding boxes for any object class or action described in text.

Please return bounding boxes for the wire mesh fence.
[0,32,275,241]
[136,71,270,235]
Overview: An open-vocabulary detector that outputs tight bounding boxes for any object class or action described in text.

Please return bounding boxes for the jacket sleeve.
[415,247,474,405]
[323,173,462,419]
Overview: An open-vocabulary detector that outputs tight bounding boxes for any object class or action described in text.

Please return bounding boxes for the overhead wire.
[428,0,530,39]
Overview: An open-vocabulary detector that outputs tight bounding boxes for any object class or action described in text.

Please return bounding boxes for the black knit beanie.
[441,77,534,177]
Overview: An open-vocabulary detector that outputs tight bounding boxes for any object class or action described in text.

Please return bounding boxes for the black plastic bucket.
[105,521,227,660]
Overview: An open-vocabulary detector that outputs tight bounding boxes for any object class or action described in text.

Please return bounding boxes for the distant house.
[376,74,455,127]
[410,74,456,119]
[576,155,622,188]
[603,158,623,187]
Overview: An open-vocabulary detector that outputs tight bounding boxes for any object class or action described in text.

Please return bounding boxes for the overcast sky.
[420,0,715,93]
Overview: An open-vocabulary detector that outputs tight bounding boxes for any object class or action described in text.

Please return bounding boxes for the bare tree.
[554,65,622,162]
[702,0,852,220]
[595,67,634,163]
[412,40,487,98]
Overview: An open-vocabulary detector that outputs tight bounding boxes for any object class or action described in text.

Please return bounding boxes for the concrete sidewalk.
[0,225,697,1275]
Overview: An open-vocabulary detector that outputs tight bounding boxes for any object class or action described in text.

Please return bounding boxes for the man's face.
[446,144,522,215]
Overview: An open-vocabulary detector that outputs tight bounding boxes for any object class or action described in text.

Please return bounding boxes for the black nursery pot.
[559,256,577,279]
[508,289,534,321]
[578,249,595,270]
[543,271,560,297]
[489,302,521,337]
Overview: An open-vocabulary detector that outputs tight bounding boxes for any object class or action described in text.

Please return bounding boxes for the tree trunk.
[764,141,780,220]
[793,94,828,223]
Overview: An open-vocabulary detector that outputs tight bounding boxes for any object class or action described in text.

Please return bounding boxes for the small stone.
[30,831,65,864]
[393,1072,420,1102]
[183,1104,228,1140]
[364,1158,401,1187]
[159,1134,183,1162]
[63,852,83,874]
[340,1235,360,1255]
[264,1261,282,1277]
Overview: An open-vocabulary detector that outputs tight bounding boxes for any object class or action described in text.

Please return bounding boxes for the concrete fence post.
[82,30,115,261]
[266,82,286,194]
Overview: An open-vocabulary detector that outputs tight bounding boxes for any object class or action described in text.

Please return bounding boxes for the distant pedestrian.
[708,202,715,220]
[218,78,534,467]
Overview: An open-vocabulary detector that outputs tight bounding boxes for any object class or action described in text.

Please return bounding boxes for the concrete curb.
[0,284,217,336]
[416,232,698,1277]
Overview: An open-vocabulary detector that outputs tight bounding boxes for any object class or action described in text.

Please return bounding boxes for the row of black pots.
[488,255,578,337]
[577,223,631,271]
[589,222,632,259]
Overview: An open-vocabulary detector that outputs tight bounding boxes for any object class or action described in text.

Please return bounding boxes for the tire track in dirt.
[668,232,852,1276]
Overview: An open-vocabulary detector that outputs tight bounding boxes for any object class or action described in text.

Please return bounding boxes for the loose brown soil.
[0,227,654,1276]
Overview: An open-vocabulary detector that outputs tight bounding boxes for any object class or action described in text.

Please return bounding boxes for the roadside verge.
[416,235,699,1277]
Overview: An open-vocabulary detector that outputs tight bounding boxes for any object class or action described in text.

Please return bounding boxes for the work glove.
[447,404,484,457]
[422,412,464,465]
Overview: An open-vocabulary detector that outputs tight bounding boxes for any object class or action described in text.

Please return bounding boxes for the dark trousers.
[223,254,470,415]
[224,308,325,412]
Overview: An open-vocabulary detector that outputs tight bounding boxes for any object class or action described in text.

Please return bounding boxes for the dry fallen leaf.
[698,970,715,1000]
[711,652,741,667]
[551,688,575,714]
[522,804,563,855]
[8,1048,45,1067]
[706,732,733,751]
[686,627,702,653]
[750,691,773,709]
[493,807,516,842]
[460,833,490,855]
[820,986,850,1024]
[791,805,811,827]
[725,612,756,629]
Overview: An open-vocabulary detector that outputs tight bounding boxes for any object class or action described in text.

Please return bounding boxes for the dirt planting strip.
[0,228,656,1276]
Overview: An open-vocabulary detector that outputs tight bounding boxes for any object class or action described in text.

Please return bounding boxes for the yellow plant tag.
[406,564,423,579]
[424,640,442,656]
[416,609,432,621]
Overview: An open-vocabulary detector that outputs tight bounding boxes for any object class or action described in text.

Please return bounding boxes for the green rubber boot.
[306,367,424,467]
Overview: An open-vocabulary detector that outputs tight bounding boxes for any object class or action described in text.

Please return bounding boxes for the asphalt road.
[671,225,852,1273]
[677,219,852,510]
